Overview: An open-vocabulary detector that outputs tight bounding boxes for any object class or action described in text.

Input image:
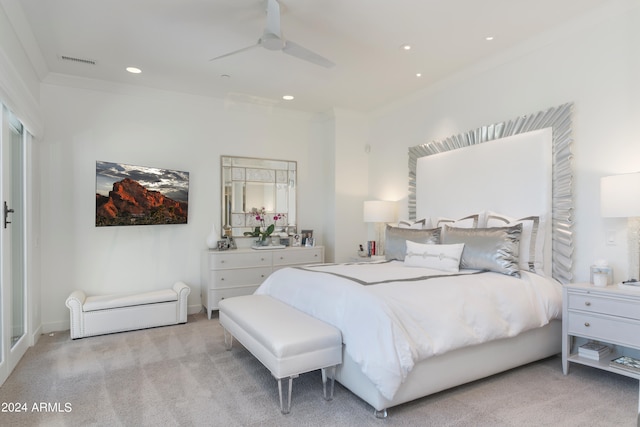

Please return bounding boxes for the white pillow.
[485,212,546,274]
[404,241,465,272]
[435,212,485,229]
[397,218,432,229]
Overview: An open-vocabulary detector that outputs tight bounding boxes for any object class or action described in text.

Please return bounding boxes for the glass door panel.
[9,115,25,348]
[1,105,27,386]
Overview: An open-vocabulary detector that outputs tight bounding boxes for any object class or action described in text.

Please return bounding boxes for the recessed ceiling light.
[485,36,494,41]
[282,95,294,101]
[126,66,142,74]
[416,73,422,77]
[401,44,411,51]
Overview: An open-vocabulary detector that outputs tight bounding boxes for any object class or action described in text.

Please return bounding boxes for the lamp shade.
[600,172,640,217]
[363,200,397,223]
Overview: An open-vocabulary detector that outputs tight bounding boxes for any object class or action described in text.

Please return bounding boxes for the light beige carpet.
[0,313,637,426]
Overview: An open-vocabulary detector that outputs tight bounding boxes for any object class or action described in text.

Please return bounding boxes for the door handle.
[4,201,14,229]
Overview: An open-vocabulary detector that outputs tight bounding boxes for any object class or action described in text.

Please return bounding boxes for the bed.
[256,104,574,416]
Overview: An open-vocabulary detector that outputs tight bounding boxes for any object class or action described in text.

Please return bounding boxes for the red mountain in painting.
[96,178,188,226]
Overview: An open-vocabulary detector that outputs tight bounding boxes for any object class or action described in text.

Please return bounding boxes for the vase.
[256,237,271,246]
[206,224,219,249]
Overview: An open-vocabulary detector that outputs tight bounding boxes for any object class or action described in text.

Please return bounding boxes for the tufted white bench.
[65,282,190,339]
[219,295,342,414]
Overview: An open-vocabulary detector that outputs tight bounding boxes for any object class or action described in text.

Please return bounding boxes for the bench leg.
[321,366,336,401]
[223,328,233,350]
[277,375,297,414]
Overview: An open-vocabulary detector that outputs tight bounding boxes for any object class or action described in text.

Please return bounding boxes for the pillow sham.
[435,212,485,229]
[385,225,441,261]
[404,241,465,272]
[485,212,545,274]
[397,218,432,229]
[442,224,522,277]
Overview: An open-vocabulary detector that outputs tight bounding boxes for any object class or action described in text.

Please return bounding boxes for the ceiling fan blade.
[265,0,281,37]
[210,41,261,61]
[282,40,335,68]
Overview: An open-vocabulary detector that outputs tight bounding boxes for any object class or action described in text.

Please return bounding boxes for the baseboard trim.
[188,303,204,315]
[30,324,43,346]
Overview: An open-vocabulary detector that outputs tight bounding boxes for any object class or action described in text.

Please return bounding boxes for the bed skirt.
[335,319,562,412]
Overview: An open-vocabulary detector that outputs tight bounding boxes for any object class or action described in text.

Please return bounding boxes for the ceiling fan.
[210,0,335,68]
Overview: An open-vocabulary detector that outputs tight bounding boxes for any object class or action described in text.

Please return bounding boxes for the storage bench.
[65,282,190,339]
[219,295,342,414]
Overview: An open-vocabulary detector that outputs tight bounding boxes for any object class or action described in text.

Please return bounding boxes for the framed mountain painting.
[95,161,189,226]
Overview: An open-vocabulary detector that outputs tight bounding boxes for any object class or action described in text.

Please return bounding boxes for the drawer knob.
[220,260,225,264]
[584,322,590,327]
[584,301,591,306]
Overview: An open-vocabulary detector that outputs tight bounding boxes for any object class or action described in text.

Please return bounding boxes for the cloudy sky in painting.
[96,161,189,203]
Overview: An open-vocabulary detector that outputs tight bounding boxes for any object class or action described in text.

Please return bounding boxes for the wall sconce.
[363,200,397,256]
[600,172,640,282]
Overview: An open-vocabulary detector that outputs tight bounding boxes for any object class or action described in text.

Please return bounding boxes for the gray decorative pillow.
[442,224,523,277]
[385,225,441,261]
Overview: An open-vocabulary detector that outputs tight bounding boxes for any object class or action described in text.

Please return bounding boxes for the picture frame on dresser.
[301,229,313,246]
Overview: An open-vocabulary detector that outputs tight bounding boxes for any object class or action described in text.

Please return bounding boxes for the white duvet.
[255,261,563,400]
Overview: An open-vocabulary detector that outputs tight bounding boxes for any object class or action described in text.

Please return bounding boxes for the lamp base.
[628,217,640,281]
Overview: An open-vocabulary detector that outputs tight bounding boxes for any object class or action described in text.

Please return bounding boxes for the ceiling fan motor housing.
[261,32,284,51]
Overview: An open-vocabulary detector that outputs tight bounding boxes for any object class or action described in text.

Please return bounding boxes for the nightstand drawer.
[568,292,640,321]
[567,311,640,348]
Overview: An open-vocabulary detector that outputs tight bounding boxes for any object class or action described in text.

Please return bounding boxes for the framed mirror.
[221,156,297,238]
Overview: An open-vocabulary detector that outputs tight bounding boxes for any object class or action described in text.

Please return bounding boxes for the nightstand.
[562,283,640,415]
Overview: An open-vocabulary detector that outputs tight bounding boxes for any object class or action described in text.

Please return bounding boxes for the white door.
[0,105,28,385]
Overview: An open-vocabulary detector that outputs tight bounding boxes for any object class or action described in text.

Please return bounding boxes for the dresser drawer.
[567,311,640,348]
[209,267,271,288]
[273,248,323,266]
[207,252,272,269]
[567,292,640,321]
[208,286,260,310]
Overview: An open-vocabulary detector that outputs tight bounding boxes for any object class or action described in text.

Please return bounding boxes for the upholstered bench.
[65,282,190,339]
[219,295,342,414]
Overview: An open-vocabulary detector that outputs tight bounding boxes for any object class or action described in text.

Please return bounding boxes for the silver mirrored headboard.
[408,103,574,283]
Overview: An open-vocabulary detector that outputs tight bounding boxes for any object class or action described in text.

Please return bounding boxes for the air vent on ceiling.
[58,55,97,65]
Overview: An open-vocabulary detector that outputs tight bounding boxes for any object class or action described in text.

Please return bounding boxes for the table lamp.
[600,172,640,281]
[363,200,397,256]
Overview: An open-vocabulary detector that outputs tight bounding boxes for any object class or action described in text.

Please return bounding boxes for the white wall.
[38,80,331,331]
[4,0,640,335]
[367,0,640,284]
[331,109,370,262]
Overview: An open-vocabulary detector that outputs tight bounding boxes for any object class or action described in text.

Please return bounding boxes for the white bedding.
[255,261,563,400]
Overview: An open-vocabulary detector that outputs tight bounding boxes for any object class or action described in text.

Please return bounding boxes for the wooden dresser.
[201,246,324,319]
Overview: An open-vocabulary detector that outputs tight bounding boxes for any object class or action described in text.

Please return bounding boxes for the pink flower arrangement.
[244,207,286,241]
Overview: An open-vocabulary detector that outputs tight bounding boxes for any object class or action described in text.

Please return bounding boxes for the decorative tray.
[251,245,286,250]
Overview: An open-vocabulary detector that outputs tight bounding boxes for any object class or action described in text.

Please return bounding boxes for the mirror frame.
[221,155,297,238]
[407,103,574,283]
